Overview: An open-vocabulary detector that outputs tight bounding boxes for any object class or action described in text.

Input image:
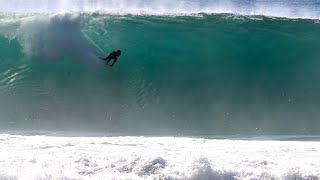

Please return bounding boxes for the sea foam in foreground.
[0,134,320,179]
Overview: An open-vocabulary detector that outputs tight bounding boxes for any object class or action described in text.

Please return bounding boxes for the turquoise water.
[1,12,320,136]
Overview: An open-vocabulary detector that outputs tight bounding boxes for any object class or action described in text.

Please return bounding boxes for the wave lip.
[0,0,320,19]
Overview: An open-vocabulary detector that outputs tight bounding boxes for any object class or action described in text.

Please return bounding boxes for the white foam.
[0,0,319,19]
[0,134,319,179]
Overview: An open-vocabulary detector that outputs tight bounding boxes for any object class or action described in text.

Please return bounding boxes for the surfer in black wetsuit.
[99,50,122,67]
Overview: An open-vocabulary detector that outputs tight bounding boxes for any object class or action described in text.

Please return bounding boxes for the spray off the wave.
[1,0,320,19]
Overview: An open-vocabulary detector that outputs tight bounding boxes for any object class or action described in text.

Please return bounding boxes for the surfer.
[99,50,122,67]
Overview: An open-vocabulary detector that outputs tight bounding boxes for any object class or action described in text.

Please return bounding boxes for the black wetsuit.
[100,51,119,67]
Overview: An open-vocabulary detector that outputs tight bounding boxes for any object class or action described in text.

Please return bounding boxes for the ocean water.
[0,0,320,179]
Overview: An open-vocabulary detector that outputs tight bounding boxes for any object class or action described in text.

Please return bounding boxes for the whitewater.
[1,0,320,179]
[0,134,319,179]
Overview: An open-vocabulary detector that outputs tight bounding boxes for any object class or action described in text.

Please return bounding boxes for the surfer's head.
[117,50,122,56]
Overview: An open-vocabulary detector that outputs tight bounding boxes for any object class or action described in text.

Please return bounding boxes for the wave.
[1,13,320,135]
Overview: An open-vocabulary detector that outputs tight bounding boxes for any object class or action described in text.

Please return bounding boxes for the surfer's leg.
[109,59,117,67]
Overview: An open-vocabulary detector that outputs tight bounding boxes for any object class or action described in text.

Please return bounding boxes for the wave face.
[1,12,320,135]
